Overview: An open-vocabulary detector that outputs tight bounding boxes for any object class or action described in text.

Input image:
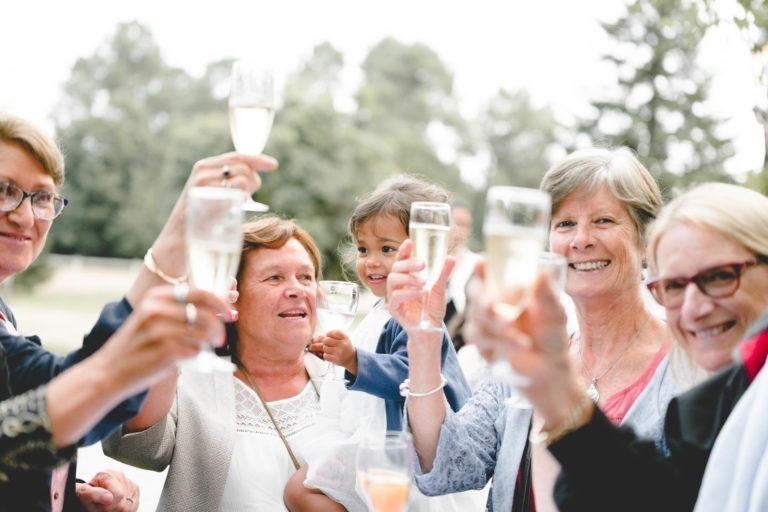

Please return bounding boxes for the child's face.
[355,215,408,298]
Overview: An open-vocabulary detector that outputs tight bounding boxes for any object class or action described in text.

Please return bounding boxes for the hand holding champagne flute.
[408,201,451,333]
[483,186,551,394]
[315,280,359,382]
[228,59,275,212]
[183,187,244,373]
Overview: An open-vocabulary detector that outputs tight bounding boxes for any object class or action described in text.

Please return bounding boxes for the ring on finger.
[185,303,198,327]
[173,282,189,304]
[221,165,232,188]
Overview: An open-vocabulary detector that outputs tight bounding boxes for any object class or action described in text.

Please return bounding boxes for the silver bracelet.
[399,375,447,398]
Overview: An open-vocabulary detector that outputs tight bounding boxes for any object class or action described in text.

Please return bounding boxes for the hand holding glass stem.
[482,186,552,404]
[182,186,244,373]
[315,280,359,382]
[408,201,452,333]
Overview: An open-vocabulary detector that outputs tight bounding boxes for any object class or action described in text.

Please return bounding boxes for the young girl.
[284,174,486,512]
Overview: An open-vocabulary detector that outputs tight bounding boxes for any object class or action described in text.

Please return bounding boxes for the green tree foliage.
[47,25,478,281]
[355,38,469,195]
[49,22,231,257]
[481,88,560,188]
[268,40,474,279]
[262,43,375,279]
[578,0,734,195]
[704,0,768,192]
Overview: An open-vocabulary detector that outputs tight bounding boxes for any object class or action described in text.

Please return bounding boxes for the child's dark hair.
[348,174,450,240]
[340,174,450,277]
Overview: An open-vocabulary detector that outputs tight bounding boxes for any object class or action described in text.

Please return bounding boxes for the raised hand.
[386,239,455,332]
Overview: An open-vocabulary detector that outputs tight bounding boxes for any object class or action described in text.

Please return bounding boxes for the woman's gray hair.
[539,147,662,246]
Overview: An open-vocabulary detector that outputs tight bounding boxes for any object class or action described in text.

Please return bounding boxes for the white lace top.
[219,379,321,511]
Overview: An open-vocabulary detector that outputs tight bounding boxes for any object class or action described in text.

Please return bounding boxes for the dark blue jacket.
[0,296,146,511]
[346,317,471,431]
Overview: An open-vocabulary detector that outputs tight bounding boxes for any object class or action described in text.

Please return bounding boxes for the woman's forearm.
[405,329,447,473]
[46,356,128,448]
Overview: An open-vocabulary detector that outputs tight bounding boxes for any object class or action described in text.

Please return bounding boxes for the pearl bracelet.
[143,248,187,285]
[399,375,447,398]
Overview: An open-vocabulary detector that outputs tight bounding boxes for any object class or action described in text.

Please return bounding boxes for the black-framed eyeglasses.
[0,181,68,221]
[646,258,766,308]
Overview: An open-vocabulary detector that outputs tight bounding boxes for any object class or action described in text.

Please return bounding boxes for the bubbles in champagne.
[187,239,241,297]
[409,222,449,286]
[229,105,275,154]
[484,226,547,319]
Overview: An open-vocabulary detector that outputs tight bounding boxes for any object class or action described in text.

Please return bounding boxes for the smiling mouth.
[368,274,387,282]
[278,311,307,318]
[0,232,30,242]
[692,321,735,339]
[571,260,610,271]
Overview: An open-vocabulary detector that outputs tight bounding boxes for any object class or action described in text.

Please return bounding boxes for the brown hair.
[0,113,65,186]
[223,216,322,355]
[343,174,450,273]
[236,216,322,283]
[348,174,450,241]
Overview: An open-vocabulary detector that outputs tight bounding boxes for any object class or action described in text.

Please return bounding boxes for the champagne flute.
[228,59,275,212]
[538,251,567,295]
[483,186,551,401]
[408,201,451,333]
[357,431,413,512]
[182,187,244,373]
[315,280,359,382]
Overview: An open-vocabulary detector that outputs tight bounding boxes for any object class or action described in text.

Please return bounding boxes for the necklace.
[577,313,651,403]
[231,355,319,470]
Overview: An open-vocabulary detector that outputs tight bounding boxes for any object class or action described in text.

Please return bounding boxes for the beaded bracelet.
[399,374,447,398]
[143,248,187,285]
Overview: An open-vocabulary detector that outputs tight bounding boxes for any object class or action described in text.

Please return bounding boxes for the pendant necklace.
[578,313,651,403]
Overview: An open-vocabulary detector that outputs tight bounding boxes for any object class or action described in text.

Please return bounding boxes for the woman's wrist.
[529,389,594,446]
[143,248,187,285]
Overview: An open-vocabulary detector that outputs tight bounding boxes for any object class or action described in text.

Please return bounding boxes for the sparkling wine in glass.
[183,187,243,373]
[483,186,551,400]
[228,59,275,212]
[408,201,451,333]
[315,280,359,382]
[538,251,567,295]
[356,431,413,512]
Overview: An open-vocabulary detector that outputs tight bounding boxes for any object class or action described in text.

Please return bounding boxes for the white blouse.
[219,379,321,511]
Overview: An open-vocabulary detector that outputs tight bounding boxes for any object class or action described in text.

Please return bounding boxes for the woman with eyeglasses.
[461,182,768,511]
[0,112,276,511]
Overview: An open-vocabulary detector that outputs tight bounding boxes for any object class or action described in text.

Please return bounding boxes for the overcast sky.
[1,0,764,178]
